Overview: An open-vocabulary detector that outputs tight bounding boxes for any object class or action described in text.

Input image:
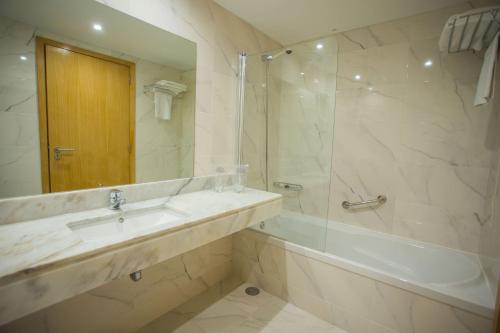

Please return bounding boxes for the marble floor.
[137,283,348,333]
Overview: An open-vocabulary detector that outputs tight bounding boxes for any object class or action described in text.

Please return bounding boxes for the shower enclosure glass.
[241,37,338,252]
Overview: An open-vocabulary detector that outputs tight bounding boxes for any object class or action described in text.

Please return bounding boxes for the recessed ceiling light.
[368,87,373,91]
[424,59,433,67]
[19,55,27,61]
[316,43,324,49]
[300,72,305,76]
[354,74,361,80]
[93,23,103,31]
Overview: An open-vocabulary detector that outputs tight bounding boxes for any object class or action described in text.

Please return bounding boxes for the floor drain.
[245,286,260,296]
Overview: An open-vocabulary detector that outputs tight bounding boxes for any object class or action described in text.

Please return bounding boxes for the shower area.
[241,36,337,252]
[237,5,500,332]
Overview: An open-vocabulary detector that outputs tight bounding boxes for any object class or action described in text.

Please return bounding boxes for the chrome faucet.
[109,189,126,210]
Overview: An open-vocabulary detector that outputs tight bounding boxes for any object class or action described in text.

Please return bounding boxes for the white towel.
[474,31,499,106]
[154,91,173,120]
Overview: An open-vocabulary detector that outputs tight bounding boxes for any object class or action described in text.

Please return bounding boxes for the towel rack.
[342,195,387,210]
[447,7,500,53]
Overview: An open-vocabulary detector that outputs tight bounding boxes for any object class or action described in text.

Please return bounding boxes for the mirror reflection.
[0,0,196,198]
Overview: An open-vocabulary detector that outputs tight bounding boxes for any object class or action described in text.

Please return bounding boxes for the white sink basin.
[68,205,188,243]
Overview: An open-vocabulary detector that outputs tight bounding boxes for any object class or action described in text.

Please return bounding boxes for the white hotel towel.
[154,91,173,120]
[149,80,187,120]
[474,32,499,106]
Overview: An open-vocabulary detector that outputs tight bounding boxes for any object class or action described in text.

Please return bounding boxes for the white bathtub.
[256,210,497,317]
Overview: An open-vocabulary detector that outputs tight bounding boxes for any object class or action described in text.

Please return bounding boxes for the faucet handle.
[109,189,125,209]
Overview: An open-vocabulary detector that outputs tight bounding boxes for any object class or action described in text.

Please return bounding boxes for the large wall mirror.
[0,0,197,199]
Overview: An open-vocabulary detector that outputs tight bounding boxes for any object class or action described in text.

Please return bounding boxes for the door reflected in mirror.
[0,0,197,198]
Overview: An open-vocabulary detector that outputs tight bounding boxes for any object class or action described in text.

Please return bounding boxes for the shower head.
[261,48,293,61]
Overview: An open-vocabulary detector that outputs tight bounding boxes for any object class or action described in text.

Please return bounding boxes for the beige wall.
[97,0,282,176]
[243,37,337,231]
[243,0,500,256]
[1,237,234,333]
[328,0,500,255]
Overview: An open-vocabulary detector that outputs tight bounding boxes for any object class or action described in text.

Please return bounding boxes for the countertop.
[0,188,281,283]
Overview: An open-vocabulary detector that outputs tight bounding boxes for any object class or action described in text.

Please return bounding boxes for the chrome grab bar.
[273,181,303,191]
[342,195,387,209]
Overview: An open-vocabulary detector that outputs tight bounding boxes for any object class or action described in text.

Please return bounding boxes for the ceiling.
[214,0,466,45]
[0,0,196,71]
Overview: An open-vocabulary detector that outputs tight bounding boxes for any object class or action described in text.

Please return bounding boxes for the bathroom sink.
[68,205,188,243]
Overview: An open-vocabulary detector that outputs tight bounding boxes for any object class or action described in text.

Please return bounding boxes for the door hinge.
[128,144,132,154]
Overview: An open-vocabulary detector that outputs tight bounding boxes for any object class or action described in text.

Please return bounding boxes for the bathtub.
[254,210,497,318]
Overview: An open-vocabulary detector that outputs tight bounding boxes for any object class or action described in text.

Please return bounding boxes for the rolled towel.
[474,31,499,106]
[154,91,173,120]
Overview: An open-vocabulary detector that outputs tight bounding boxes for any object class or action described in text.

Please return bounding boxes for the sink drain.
[245,286,260,296]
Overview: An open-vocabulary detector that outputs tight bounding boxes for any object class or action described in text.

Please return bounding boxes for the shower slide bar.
[342,195,387,210]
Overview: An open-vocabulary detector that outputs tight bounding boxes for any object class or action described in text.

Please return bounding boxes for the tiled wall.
[242,1,500,257]
[233,229,493,333]
[0,15,196,198]
[1,237,234,333]
[135,61,195,183]
[98,0,282,176]
[243,38,337,230]
[0,16,43,198]
[328,1,500,255]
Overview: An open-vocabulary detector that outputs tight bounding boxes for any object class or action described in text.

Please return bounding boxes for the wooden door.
[38,38,135,192]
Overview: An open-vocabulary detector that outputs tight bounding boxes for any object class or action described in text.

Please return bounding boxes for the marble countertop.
[0,188,281,283]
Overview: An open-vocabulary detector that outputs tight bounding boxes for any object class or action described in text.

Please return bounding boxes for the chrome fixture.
[235,51,247,166]
[342,195,387,210]
[273,181,303,191]
[446,7,499,53]
[109,189,126,210]
[129,270,142,282]
[53,146,76,160]
[261,48,293,61]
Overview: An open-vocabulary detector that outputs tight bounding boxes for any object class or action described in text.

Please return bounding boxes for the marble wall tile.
[233,229,493,333]
[135,59,195,183]
[240,0,500,256]
[326,0,500,254]
[97,0,281,176]
[0,17,42,198]
[243,37,337,241]
[0,174,232,225]
[0,237,233,333]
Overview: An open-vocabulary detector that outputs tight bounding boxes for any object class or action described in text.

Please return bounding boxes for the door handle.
[54,147,76,160]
